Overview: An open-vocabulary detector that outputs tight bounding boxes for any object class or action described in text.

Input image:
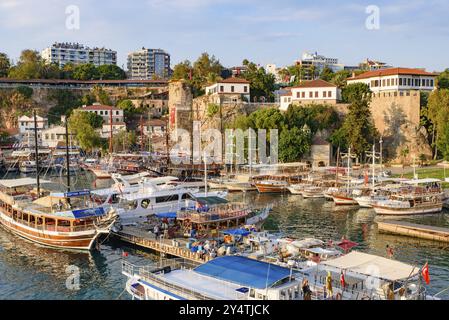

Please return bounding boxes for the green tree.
[112,130,137,152]
[73,63,99,80]
[338,84,378,156]
[242,60,276,102]
[331,70,352,88]
[0,52,10,77]
[91,85,112,105]
[8,50,46,79]
[15,86,33,99]
[47,90,83,124]
[279,126,312,162]
[320,67,334,82]
[117,99,137,121]
[68,110,103,152]
[437,69,449,89]
[428,89,449,158]
[97,64,126,80]
[341,83,372,103]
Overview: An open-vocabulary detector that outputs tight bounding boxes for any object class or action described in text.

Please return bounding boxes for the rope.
[115,288,128,300]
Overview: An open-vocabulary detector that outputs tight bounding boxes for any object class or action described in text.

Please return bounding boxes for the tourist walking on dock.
[326,271,333,299]
[386,245,394,258]
[302,279,312,300]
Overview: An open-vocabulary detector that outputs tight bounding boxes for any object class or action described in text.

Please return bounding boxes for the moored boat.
[254,180,288,193]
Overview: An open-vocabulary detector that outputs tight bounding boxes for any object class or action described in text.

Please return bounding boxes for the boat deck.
[377,220,449,243]
[113,226,212,263]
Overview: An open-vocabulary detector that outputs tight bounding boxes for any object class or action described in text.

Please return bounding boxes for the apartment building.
[127,48,171,80]
[41,42,117,67]
[79,104,124,124]
[205,77,251,103]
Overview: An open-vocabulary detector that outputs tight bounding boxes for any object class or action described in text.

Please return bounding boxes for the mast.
[204,150,208,197]
[347,147,351,193]
[109,107,113,154]
[64,116,71,192]
[372,144,376,190]
[248,129,253,178]
[33,109,41,198]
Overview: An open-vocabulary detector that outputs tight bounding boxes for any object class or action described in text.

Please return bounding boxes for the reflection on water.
[0,173,448,299]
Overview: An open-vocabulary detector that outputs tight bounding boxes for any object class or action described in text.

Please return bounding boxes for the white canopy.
[404,178,441,185]
[0,178,52,189]
[320,251,419,281]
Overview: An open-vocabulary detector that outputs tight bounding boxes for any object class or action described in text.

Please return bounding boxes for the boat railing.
[123,259,220,300]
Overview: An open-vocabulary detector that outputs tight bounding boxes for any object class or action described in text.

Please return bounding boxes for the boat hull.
[372,203,443,215]
[255,183,287,193]
[332,195,359,205]
[0,208,107,250]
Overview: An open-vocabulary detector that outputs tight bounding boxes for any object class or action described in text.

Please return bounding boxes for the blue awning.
[222,229,251,237]
[194,256,292,289]
[72,207,105,219]
[155,212,177,219]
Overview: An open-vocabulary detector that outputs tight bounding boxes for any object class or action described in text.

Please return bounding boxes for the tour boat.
[302,186,325,199]
[372,179,444,215]
[332,191,359,205]
[91,166,113,179]
[19,161,37,174]
[254,180,288,193]
[225,182,257,192]
[302,251,433,300]
[0,178,117,250]
[122,255,304,300]
[287,183,307,195]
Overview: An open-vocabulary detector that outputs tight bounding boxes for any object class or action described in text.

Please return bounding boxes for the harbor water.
[1,171,449,299]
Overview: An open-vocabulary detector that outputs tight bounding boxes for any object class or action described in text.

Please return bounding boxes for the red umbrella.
[337,239,358,253]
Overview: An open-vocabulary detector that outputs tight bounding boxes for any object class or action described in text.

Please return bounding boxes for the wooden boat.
[254,180,288,193]
[302,186,325,199]
[332,192,359,205]
[225,182,257,192]
[90,165,113,179]
[0,178,117,250]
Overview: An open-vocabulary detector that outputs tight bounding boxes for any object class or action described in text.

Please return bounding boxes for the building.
[42,125,66,149]
[127,48,171,80]
[18,115,48,135]
[346,68,437,94]
[359,59,392,71]
[304,131,332,168]
[205,77,251,103]
[79,104,124,124]
[142,119,167,137]
[295,52,344,80]
[41,42,117,67]
[279,79,341,111]
[100,122,127,139]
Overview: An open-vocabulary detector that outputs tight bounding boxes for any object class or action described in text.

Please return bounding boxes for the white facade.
[18,115,48,134]
[346,68,437,93]
[205,78,251,102]
[100,123,127,139]
[42,126,65,148]
[79,104,124,124]
[127,48,171,80]
[41,42,117,67]
[280,80,341,111]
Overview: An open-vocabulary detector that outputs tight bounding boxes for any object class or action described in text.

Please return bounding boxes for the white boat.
[302,251,433,300]
[92,175,227,224]
[122,255,305,300]
[287,184,307,195]
[225,182,257,192]
[302,186,325,198]
[19,161,37,173]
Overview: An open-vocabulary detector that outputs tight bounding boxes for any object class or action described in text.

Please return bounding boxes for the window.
[323,91,327,98]
[301,92,305,98]
[407,78,411,86]
[244,86,248,93]
[309,91,313,98]
[399,78,403,86]
[181,193,193,200]
[231,86,235,93]
[220,86,224,92]
[156,195,179,203]
[105,111,108,115]
[387,79,390,86]
[328,91,332,98]
[315,91,318,98]
[382,79,385,87]
[296,92,300,98]
[141,199,151,209]
[116,111,119,115]
[430,79,434,87]
[100,111,103,115]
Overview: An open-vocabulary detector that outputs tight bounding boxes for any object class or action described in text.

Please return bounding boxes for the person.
[326,271,333,299]
[386,282,395,300]
[386,245,394,258]
[153,224,160,239]
[57,200,63,211]
[302,279,312,300]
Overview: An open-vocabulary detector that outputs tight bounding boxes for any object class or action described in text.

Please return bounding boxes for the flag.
[122,251,128,258]
[422,262,430,285]
[340,272,346,288]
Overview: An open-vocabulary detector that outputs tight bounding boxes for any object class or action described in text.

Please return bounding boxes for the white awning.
[320,251,419,281]
[404,178,441,184]
[0,178,52,188]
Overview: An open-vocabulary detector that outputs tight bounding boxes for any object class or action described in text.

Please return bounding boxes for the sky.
[0,0,448,71]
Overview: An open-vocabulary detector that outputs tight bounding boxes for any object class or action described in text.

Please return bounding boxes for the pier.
[112,226,212,263]
[377,220,449,243]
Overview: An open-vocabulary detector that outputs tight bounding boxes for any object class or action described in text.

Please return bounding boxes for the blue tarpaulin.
[155,212,177,219]
[222,229,251,237]
[72,207,105,219]
[194,256,292,289]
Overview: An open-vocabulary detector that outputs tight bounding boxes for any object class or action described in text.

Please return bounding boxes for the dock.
[112,226,212,263]
[377,220,449,243]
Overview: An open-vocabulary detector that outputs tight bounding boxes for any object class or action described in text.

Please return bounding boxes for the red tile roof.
[290,79,337,89]
[348,68,437,80]
[82,105,121,111]
[219,77,250,84]
[280,90,292,96]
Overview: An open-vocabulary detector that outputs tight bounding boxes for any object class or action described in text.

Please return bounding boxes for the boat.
[91,165,113,179]
[19,160,37,174]
[372,179,444,215]
[122,255,304,300]
[332,191,359,205]
[302,186,325,199]
[225,182,257,192]
[254,180,288,193]
[302,251,433,300]
[287,184,306,195]
[0,178,117,250]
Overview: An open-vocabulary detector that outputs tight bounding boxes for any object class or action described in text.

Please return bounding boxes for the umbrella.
[337,239,358,252]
